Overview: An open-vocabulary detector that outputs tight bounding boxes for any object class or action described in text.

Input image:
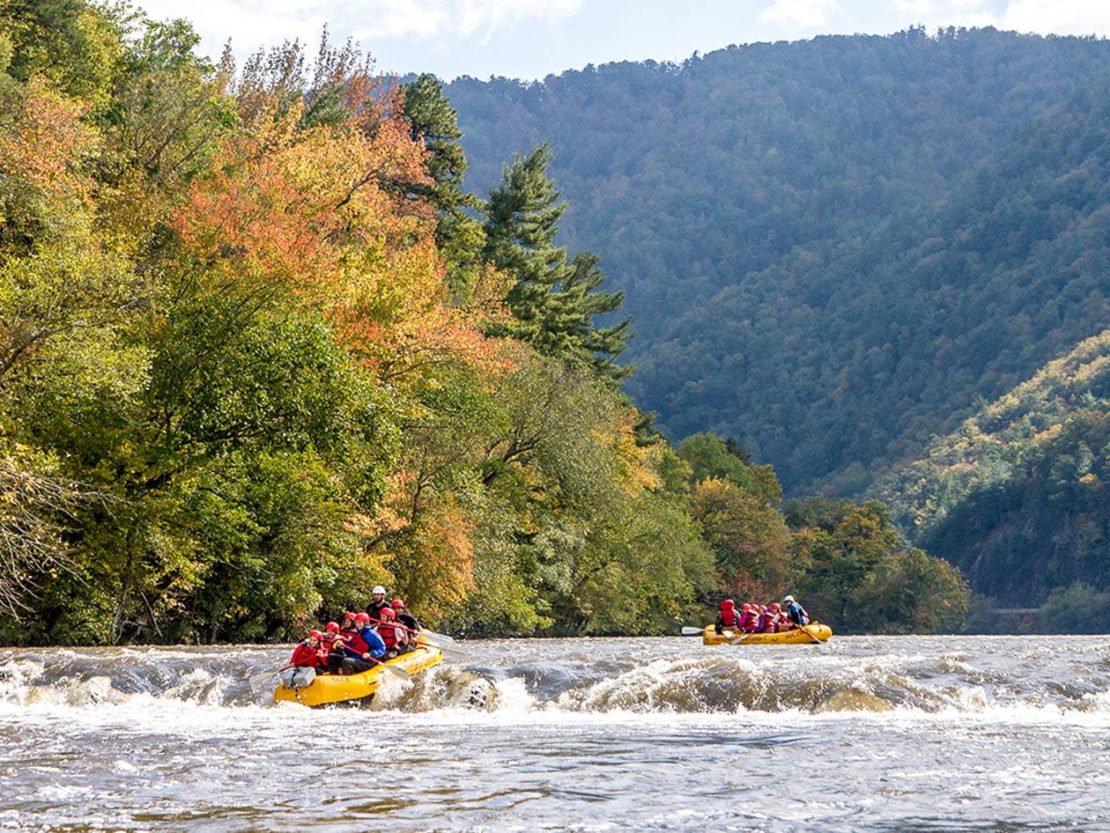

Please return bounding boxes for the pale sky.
[137,0,1110,80]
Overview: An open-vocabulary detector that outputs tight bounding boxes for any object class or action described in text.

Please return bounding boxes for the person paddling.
[321,621,347,674]
[340,612,386,675]
[290,630,327,671]
[716,599,741,634]
[783,595,810,628]
[376,606,407,658]
[281,630,327,689]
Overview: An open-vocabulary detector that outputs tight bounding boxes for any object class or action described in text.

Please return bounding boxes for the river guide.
[701,623,833,645]
[274,640,444,707]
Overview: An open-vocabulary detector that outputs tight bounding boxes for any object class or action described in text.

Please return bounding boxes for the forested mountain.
[445,28,1110,496]
[874,332,1109,607]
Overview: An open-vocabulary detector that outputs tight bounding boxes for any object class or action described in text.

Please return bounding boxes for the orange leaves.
[170,110,433,300]
[162,77,518,622]
[167,80,515,393]
[411,500,477,609]
[0,77,97,217]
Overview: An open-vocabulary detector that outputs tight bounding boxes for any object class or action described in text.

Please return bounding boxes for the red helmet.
[355,612,370,623]
[741,603,752,611]
[308,630,323,640]
[770,603,781,611]
[720,599,735,608]
[325,621,340,633]
[379,607,396,620]
[342,611,357,621]
[391,599,405,609]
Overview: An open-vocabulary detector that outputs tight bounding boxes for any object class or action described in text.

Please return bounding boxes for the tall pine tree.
[483,143,630,381]
[401,73,484,295]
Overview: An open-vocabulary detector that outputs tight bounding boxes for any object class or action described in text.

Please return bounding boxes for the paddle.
[362,654,411,679]
[334,639,413,679]
[368,618,457,651]
[248,664,290,692]
[798,623,825,645]
[681,626,705,635]
[418,627,455,645]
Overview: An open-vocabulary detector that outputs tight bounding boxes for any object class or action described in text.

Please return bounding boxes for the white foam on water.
[496,674,537,706]
[1083,688,1110,711]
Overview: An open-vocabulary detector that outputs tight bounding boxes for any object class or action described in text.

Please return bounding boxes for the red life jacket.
[344,628,369,656]
[290,641,321,667]
[377,617,405,650]
[382,626,398,650]
[740,611,759,631]
[719,601,740,628]
[760,614,776,633]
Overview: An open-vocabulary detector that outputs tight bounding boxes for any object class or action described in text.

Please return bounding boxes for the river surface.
[1,635,1109,832]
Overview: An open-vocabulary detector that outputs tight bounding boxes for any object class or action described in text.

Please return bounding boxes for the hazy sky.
[138,0,1110,80]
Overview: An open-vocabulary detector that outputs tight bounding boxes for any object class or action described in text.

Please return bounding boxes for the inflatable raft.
[702,623,833,645]
[274,642,444,707]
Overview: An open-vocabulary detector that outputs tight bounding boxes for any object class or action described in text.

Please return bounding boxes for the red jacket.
[321,633,345,654]
[290,641,323,668]
[343,628,369,657]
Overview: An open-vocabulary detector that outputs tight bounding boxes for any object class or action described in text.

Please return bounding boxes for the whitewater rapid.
[2,635,1108,831]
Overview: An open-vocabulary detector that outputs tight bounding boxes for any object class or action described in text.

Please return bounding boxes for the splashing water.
[1,635,1108,831]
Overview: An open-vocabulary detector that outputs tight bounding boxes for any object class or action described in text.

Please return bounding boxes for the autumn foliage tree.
[0,2,970,643]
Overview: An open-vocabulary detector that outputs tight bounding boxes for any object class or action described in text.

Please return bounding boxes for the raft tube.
[274,642,444,707]
[702,623,833,645]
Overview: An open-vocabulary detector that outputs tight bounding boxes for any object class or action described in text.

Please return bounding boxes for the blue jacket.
[360,626,386,659]
[786,601,809,626]
[342,625,386,659]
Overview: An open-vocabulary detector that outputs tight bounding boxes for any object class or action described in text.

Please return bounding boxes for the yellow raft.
[274,643,444,707]
[702,623,833,645]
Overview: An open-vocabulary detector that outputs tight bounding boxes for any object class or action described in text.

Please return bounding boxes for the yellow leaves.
[374,472,476,617]
[611,413,660,495]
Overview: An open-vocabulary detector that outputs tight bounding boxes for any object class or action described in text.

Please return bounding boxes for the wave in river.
[2,640,1108,720]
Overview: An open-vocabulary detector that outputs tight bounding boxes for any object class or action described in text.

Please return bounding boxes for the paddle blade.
[248,670,278,692]
[420,628,455,645]
[419,639,464,656]
[680,626,705,635]
[381,662,411,680]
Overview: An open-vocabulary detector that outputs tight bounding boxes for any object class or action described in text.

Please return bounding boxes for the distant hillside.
[874,331,1110,535]
[872,332,1109,605]
[445,28,1110,496]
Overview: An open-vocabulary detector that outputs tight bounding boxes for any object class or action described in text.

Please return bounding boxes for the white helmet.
[372,585,386,595]
[784,595,795,603]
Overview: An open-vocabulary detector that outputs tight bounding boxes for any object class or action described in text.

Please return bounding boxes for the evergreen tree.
[401,73,484,295]
[483,143,630,381]
[563,252,631,381]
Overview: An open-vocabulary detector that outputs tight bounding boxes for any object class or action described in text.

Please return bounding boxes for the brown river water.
[1,635,1108,832]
